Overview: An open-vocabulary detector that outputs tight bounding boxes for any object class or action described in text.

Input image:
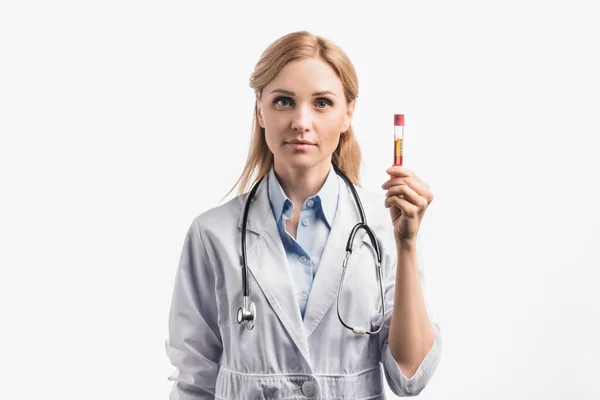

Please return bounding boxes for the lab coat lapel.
[303,178,363,338]
[237,178,312,366]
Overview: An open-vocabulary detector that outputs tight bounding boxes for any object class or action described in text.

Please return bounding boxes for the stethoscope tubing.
[238,162,385,335]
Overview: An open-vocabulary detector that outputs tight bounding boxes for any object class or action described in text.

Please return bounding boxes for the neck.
[273,158,331,206]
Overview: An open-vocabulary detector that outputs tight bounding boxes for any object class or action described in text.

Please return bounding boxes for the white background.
[1,1,599,399]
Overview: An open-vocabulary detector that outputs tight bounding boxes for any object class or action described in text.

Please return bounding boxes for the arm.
[165,220,222,400]
[378,232,442,397]
[388,237,435,378]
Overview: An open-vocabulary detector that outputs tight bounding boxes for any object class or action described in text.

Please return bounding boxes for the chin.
[278,155,329,171]
[287,159,315,170]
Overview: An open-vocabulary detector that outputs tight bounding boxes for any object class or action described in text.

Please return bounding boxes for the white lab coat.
[165,173,442,399]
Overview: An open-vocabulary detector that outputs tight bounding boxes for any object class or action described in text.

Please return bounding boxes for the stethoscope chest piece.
[237,296,256,330]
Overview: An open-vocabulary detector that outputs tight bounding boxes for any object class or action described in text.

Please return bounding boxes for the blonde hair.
[223,30,362,200]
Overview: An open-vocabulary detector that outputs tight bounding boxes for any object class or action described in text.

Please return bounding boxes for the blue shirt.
[267,164,340,319]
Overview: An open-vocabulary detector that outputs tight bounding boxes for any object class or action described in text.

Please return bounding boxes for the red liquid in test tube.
[393,114,404,166]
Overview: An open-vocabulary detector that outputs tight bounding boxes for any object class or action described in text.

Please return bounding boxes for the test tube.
[393,114,404,166]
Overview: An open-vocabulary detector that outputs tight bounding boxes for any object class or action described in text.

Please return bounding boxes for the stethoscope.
[237,162,385,335]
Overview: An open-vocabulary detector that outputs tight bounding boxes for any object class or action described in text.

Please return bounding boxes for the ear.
[341,99,356,133]
[257,104,265,128]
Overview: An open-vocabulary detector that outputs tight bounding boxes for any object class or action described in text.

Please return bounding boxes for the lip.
[286,139,316,151]
[287,139,316,145]
[286,142,316,151]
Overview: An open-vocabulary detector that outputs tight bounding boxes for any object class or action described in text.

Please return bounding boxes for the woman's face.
[257,57,355,173]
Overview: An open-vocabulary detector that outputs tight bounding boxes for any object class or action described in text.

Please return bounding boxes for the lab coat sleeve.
[165,219,222,400]
[377,231,443,397]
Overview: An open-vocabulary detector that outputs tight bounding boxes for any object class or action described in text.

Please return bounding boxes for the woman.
[165,31,442,399]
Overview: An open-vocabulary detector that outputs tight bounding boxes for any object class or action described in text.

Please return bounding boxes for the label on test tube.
[394,137,403,166]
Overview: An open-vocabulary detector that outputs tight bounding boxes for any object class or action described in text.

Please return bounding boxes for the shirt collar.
[267,163,339,226]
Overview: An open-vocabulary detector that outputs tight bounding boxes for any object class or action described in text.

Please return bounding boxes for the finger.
[386,166,412,177]
[386,166,422,180]
[384,177,433,204]
[382,176,425,191]
[385,167,427,188]
[386,185,429,209]
[384,194,419,217]
[382,178,430,195]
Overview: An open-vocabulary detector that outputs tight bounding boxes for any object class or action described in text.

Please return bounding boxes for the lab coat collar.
[236,170,367,366]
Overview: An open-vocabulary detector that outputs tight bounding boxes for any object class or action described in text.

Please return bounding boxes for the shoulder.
[354,185,389,224]
[188,191,249,240]
[354,184,384,206]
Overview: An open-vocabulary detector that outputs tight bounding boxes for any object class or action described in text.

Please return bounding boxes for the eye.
[316,98,333,109]
[273,96,293,107]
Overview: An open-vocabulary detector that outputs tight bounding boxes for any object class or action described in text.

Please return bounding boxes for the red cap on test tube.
[394,114,404,126]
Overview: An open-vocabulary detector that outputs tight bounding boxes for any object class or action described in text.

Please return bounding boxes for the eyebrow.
[269,89,337,97]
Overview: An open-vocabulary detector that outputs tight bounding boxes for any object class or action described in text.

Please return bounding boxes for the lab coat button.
[301,381,315,397]
[300,292,308,301]
[302,218,309,226]
[299,255,307,263]
[307,199,314,207]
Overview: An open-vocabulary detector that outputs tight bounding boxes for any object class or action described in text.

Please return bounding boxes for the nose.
[291,104,313,133]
